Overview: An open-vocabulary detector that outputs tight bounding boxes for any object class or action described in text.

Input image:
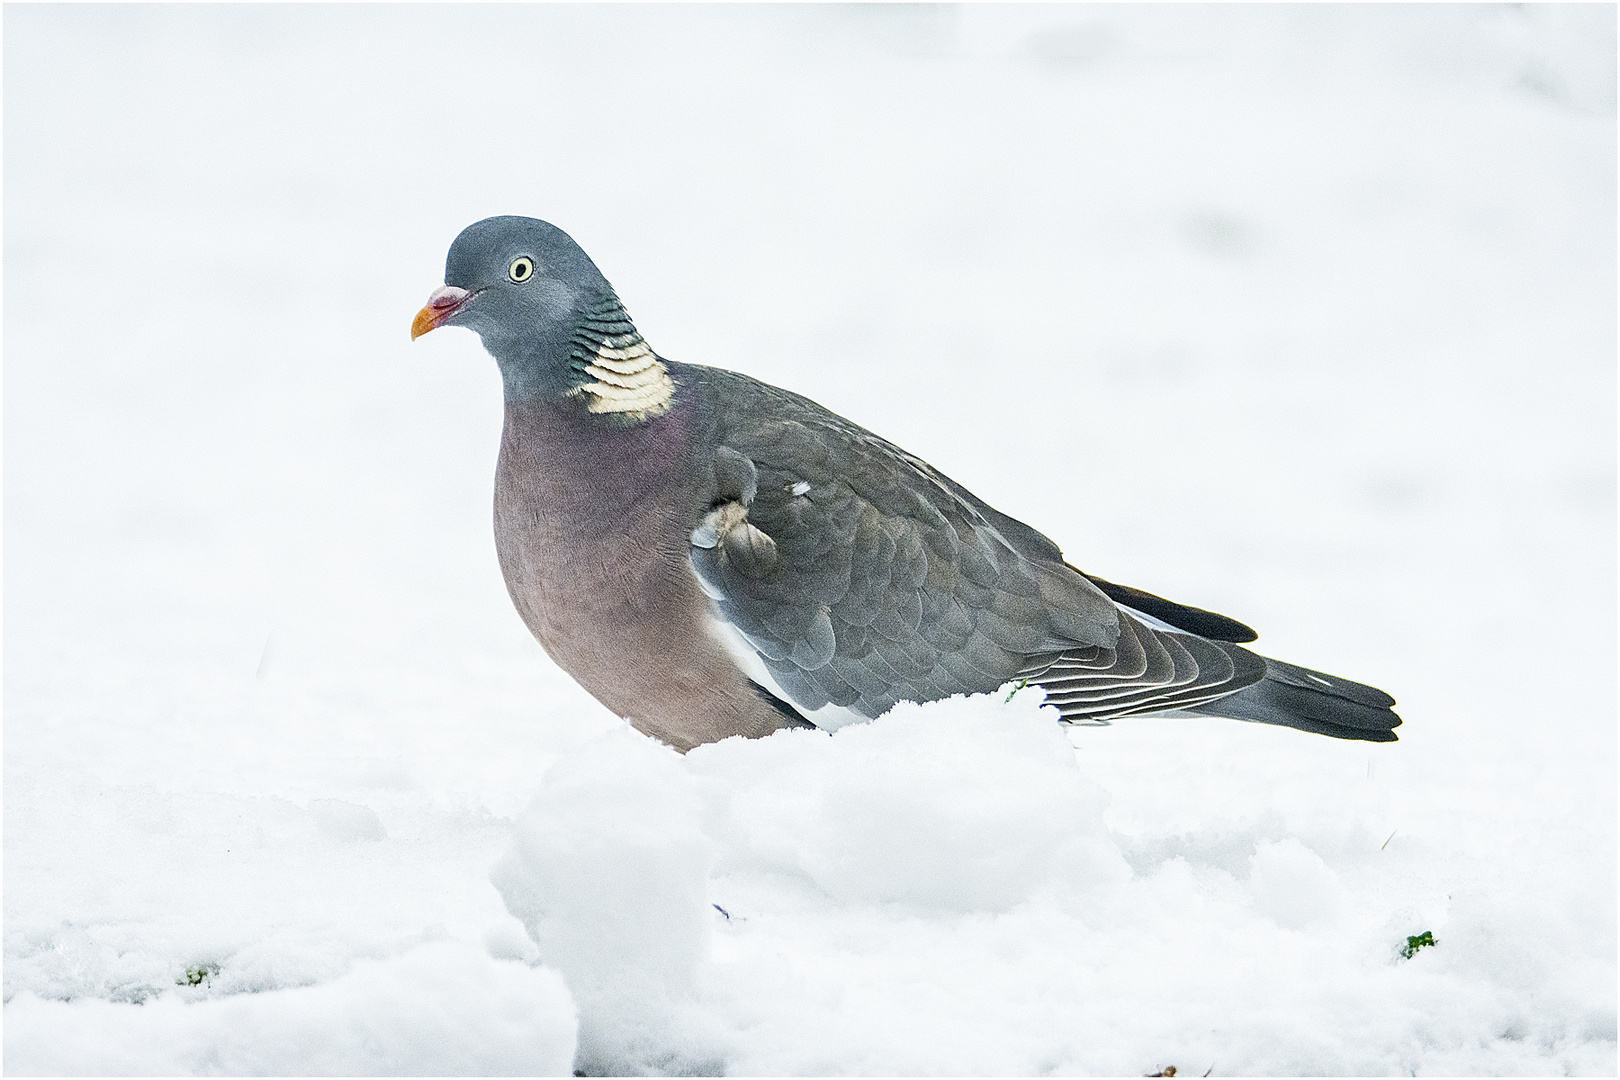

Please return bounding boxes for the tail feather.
[1189,657,1401,742]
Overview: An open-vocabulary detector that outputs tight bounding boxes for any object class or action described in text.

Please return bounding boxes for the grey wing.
[688,415,1124,721]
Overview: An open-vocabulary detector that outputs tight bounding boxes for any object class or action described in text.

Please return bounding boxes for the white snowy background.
[5,5,1615,1076]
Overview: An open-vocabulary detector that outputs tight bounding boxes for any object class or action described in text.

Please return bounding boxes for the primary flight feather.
[413,216,1400,752]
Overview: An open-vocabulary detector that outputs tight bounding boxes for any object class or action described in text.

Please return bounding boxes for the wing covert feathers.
[686,369,1121,720]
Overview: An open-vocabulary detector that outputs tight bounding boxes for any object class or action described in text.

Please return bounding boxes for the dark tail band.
[1188,657,1401,742]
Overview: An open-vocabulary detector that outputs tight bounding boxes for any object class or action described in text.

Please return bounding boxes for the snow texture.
[5,942,578,1077]
[5,5,1615,1076]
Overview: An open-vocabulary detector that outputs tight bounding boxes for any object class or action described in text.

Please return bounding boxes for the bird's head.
[415,216,673,414]
[413,214,606,353]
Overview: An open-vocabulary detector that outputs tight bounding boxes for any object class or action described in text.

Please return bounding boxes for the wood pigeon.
[413,216,1400,752]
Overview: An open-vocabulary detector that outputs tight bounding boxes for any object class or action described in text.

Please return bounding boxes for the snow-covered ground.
[5,5,1614,1075]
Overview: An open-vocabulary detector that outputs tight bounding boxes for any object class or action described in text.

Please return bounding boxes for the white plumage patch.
[571,334,674,419]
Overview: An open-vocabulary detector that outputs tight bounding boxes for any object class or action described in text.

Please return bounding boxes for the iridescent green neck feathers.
[564,293,674,422]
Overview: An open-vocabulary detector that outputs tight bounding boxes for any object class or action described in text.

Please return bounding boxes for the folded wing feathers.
[686,370,1355,729]
[1027,612,1268,722]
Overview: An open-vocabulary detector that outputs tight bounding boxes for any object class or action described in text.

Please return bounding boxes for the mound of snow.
[494,689,1613,1076]
[688,693,1131,913]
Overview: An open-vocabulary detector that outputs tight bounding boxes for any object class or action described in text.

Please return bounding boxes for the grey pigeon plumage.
[413,216,1401,751]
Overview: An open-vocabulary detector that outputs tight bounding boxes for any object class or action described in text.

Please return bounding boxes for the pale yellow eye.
[508,257,534,283]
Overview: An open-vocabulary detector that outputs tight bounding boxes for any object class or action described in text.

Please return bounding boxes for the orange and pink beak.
[411,285,474,340]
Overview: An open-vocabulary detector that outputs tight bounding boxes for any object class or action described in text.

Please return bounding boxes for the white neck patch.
[570,333,674,420]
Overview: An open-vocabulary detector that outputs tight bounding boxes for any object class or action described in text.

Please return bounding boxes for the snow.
[5,5,1614,1076]
[4,942,577,1076]
[488,694,1614,1076]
